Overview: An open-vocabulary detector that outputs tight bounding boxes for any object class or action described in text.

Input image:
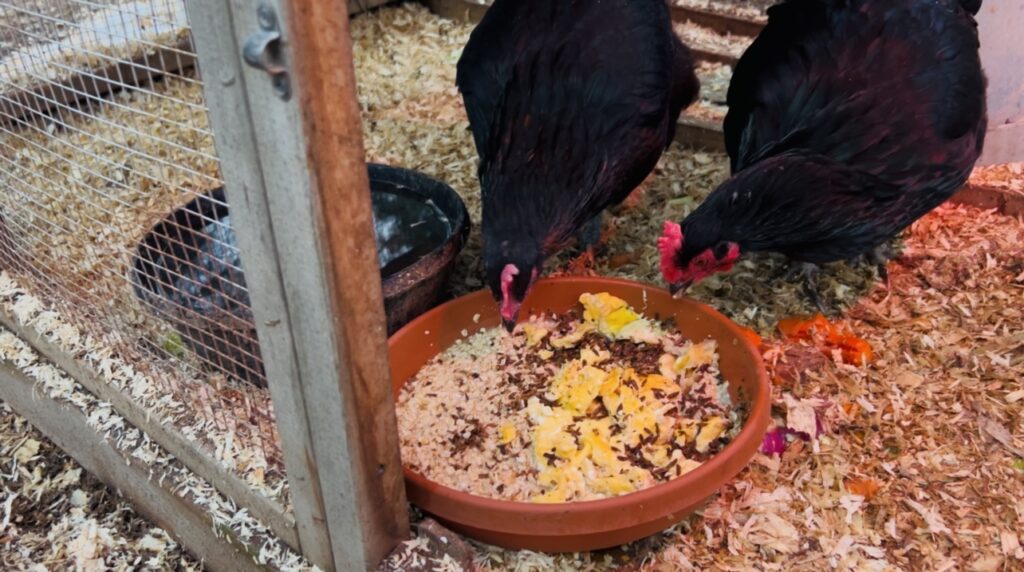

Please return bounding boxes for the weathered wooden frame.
[186,0,408,570]
[0,0,407,569]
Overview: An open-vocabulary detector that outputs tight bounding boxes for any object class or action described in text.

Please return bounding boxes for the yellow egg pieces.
[578,292,661,344]
[517,293,734,503]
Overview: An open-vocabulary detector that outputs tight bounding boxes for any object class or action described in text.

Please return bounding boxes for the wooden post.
[283,0,410,565]
[186,1,409,570]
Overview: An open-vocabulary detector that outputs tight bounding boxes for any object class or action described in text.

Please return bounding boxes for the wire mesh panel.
[0,0,285,501]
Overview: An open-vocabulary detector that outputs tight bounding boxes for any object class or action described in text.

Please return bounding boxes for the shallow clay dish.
[388,276,771,552]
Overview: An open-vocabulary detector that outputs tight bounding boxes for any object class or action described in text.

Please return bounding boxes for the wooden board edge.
[0,38,197,130]
[0,359,271,572]
[669,5,765,37]
[422,0,488,23]
[348,0,395,16]
[0,305,301,552]
[284,0,411,566]
[676,116,725,153]
[952,183,1024,217]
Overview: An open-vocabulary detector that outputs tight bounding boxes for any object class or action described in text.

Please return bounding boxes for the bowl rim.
[389,276,771,533]
[368,163,471,295]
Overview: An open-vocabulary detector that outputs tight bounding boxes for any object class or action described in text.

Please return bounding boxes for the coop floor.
[2,2,1023,571]
[0,402,201,570]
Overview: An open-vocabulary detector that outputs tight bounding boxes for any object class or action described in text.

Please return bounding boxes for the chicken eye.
[713,243,730,259]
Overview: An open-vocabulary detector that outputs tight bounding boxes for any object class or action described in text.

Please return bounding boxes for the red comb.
[657,221,684,283]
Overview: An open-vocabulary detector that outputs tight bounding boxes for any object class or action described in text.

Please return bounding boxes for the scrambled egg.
[499,424,518,445]
[695,416,727,453]
[529,356,693,502]
[659,340,718,380]
[518,293,732,503]
[521,323,550,347]
[579,293,661,344]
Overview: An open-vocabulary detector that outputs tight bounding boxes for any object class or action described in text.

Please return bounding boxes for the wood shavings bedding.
[971,162,1024,193]
[2,3,1021,570]
[0,401,202,571]
[0,318,317,571]
[0,0,189,89]
[673,21,750,60]
[357,6,1024,570]
[397,292,743,503]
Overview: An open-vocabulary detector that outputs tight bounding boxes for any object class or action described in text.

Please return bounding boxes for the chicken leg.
[575,213,604,255]
[783,261,829,316]
[867,243,897,286]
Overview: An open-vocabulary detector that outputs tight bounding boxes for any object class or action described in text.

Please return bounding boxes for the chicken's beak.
[501,317,517,333]
[669,280,692,299]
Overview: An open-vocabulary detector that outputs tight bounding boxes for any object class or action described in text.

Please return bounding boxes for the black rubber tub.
[131,164,470,386]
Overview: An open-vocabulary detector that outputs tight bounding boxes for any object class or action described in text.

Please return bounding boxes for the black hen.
[658,0,987,307]
[457,0,699,330]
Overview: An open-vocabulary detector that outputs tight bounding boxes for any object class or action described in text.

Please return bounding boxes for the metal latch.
[243,3,290,100]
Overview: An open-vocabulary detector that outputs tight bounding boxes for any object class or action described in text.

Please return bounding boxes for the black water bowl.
[371,163,471,335]
[130,164,470,386]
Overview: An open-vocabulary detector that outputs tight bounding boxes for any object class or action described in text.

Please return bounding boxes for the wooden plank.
[423,0,743,67]
[976,1,1024,165]
[689,47,738,67]
[348,0,395,15]
[203,0,409,569]
[670,5,765,38]
[978,123,1024,167]
[284,0,410,567]
[675,116,726,153]
[423,0,488,23]
[0,304,301,552]
[953,184,1024,217]
[183,1,335,569]
[0,359,267,572]
[0,39,196,130]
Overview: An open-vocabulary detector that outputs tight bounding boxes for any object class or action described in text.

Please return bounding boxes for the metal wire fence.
[0,0,284,500]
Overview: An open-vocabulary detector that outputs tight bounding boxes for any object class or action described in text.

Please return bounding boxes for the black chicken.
[658,0,987,309]
[458,0,700,331]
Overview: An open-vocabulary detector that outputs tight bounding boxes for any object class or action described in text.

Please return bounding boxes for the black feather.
[457,0,698,300]
[679,0,987,269]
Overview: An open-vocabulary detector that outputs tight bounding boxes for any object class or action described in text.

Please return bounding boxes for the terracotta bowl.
[388,276,771,553]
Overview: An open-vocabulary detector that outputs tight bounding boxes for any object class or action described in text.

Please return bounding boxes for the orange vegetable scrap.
[738,326,763,348]
[777,314,873,365]
[842,402,861,418]
[845,478,882,499]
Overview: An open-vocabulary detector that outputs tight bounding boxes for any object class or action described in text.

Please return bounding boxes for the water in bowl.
[372,189,452,280]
